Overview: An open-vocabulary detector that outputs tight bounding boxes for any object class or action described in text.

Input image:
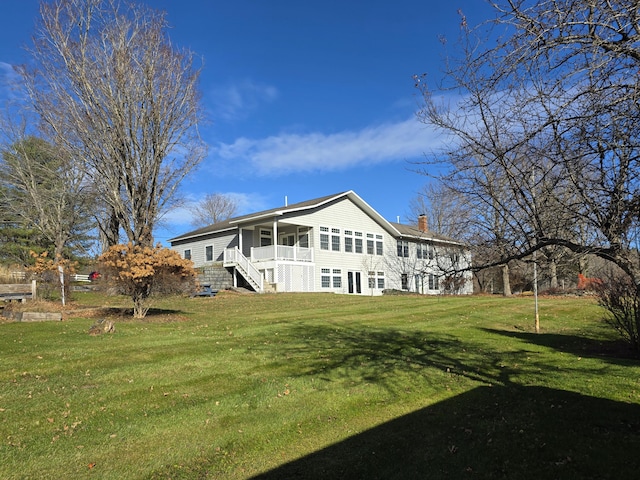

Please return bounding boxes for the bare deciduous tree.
[417,0,640,290]
[190,193,239,227]
[409,183,471,240]
[20,0,207,249]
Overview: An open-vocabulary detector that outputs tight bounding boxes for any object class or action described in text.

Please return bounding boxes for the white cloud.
[212,117,444,176]
[208,79,278,122]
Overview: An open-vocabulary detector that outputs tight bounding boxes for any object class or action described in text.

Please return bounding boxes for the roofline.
[169,190,407,243]
[168,225,236,243]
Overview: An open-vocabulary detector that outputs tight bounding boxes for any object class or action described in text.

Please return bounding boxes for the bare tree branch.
[20,0,207,248]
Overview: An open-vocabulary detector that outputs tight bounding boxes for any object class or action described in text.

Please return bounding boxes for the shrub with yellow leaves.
[98,243,197,318]
[25,251,77,300]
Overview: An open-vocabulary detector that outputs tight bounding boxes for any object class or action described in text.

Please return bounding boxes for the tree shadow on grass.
[260,323,599,393]
[148,323,640,479]
[251,385,640,480]
[482,328,639,363]
[92,306,190,322]
[245,324,640,479]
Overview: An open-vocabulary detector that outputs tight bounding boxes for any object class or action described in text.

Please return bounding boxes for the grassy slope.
[0,292,639,479]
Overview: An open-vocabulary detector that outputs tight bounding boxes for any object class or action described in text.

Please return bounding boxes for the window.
[298,227,310,248]
[321,268,330,288]
[429,274,440,290]
[397,240,409,257]
[184,249,191,260]
[368,271,385,290]
[332,269,342,288]
[320,226,329,250]
[401,273,408,290]
[331,229,341,251]
[376,235,383,256]
[345,237,353,253]
[367,234,374,255]
[260,229,272,247]
[205,245,213,262]
[417,243,427,259]
[355,232,363,254]
[344,230,353,253]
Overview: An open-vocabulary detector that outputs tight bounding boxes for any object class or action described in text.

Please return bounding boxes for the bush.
[25,251,77,302]
[595,272,640,354]
[98,243,197,318]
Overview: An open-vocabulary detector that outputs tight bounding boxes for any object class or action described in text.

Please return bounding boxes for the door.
[279,234,295,246]
[348,271,362,294]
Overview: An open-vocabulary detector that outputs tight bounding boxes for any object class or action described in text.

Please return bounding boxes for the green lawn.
[1,292,639,479]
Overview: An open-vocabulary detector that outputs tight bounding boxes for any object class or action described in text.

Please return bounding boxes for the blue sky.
[0,0,494,245]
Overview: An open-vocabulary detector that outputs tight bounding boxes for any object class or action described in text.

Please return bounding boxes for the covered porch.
[224,221,316,293]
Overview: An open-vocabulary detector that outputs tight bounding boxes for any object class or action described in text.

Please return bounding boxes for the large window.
[321,268,331,288]
[376,235,383,255]
[320,226,329,250]
[332,269,342,288]
[429,274,440,290]
[344,230,353,253]
[367,271,385,290]
[366,233,374,255]
[331,228,341,252]
[417,243,427,259]
[355,232,363,253]
[397,240,409,257]
[260,229,272,247]
[345,237,353,253]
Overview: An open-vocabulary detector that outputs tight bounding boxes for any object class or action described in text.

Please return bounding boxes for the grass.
[1,291,639,479]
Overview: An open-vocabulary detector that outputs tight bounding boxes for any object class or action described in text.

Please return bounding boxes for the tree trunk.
[501,264,512,297]
[549,259,558,289]
[132,281,152,319]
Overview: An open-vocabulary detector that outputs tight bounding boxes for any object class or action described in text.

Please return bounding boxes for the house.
[169,191,473,295]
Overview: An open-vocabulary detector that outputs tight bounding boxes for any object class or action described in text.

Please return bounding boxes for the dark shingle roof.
[169,191,351,243]
[390,222,462,245]
[169,190,465,247]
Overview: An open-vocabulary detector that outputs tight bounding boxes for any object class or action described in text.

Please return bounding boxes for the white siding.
[169,193,472,296]
[282,197,394,295]
[171,231,238,267]
[384,238,473,295]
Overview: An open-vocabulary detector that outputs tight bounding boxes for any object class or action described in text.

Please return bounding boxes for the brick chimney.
[418,214,428,233]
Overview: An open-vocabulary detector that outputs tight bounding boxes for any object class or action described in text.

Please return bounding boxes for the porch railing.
[223,248,264,292]
[250,245,314,263]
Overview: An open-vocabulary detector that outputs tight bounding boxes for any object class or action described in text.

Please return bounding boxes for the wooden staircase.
[223,248,264,293]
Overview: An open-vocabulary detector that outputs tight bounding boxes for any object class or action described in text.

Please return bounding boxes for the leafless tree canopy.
[417,0,640,287]
[20,0,207,248]
[190,193,239,227]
